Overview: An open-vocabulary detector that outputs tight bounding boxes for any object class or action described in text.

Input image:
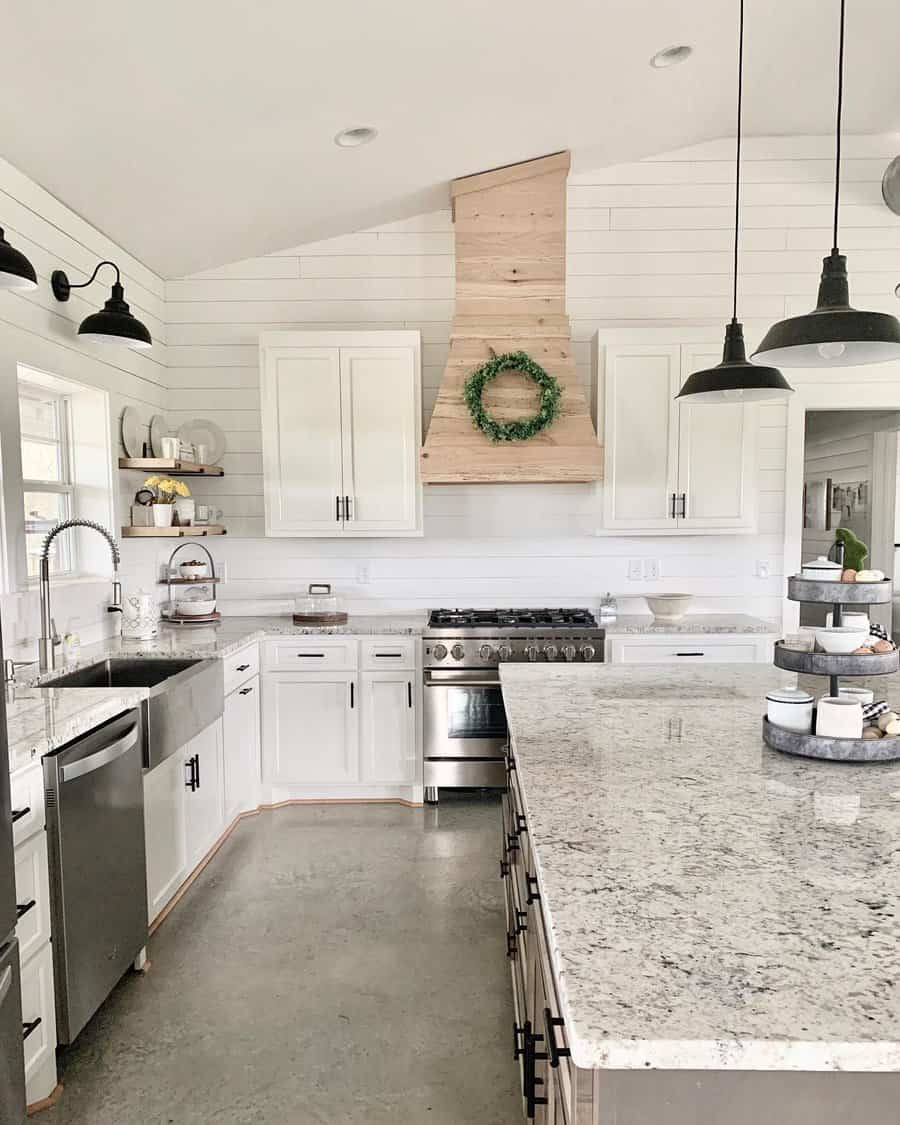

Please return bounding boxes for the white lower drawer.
[264,637,357,672]
[608,637,767,664]
[20,941,56,1092]
[14,833,51,965]
[10,764,45,848]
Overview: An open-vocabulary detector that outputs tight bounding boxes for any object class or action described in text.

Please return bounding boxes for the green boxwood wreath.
[463,350,561,443]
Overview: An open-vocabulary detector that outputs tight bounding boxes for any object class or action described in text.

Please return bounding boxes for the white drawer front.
[223,642,260,695]
[14,833,51,966]
[11,764,45,848]
[264,637,358,672]
[360,637,417,671]
[612,640,761,664]
[21,941,56,1088]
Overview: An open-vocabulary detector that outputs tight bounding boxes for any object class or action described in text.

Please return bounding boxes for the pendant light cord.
[832,0,845,252]
[732,0,744,324]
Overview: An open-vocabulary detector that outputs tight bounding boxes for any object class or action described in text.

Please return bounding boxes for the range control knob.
[543,644,558,661]
[451,643,466,661]
[525,644,539,662]
[562,644,577,662]
[479,644,495,662]
[432,643,448,661]
[580,644,596,662]
[498,644,512,662]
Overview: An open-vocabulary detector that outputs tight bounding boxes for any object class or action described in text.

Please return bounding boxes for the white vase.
[122,591,159,639]
[174,497,195,526]
[153,503,174,528]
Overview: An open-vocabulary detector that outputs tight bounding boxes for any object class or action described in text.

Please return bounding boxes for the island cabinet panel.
[223,674,261,823]
[263,672,359,785]
[606,634,774,665]
[599,337,757,534]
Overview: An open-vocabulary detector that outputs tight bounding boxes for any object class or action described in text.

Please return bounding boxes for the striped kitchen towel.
[863,700,890,722]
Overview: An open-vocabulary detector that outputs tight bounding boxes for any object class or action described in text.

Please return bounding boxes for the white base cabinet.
[224,674,261,823]
[263,672,359,785]
[605,633,776,665]
[183,720,225,870]
[359,672,417,784]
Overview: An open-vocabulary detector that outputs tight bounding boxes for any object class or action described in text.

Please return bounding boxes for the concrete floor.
[47,794,521,1125]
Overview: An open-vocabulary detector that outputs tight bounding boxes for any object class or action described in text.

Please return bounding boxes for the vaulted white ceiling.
[4,0,899,277]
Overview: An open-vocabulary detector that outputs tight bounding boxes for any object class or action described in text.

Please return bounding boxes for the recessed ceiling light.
[334,127,378,148]
[650,45,693,68]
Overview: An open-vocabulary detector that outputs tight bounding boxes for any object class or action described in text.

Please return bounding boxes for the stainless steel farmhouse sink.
[44,657,224,769]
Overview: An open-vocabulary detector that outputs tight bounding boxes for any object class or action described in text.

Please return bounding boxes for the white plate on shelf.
[149,414,171,457]
[176,419,226,465]
[120,406,144,458]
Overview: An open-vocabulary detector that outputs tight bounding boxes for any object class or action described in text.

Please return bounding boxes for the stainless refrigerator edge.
[0,617,27,1124]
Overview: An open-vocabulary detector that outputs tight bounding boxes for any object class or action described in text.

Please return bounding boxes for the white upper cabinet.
[599,335,757,534]
[260,331,422,537]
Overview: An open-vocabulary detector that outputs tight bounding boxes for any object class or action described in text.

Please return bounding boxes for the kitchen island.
[499,663,900,1123]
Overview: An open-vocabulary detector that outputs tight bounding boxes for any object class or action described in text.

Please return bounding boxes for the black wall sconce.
[0,228,38,290]
[51,260,152,350]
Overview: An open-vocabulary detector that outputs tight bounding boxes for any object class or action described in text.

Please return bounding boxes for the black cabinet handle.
[344,495,352,521]
[499,859,510,879]
[505,751,516,775]
[526,873,540,905]
[375,652,403,659]
[194,752,200,789]
[670,492,677,519]
[407,681,413,708]
[506,931,517,959]
[236,663,250,672]
[544,1008,571,1068]
[239,687,253,695]
[506,832,520,853]
[16,900,36,921]
[523,1022,548,1117]
[298,653,325,658]
[349,682,355,709]
[22,1017,41,1041]
[515,813,527,834]
[11,808,29,824]
[335,495,342,521]
[515,909,528,935]
[680,492,687,518]
[185,756,198,792]
[513,1023,526,1061]
[675,651,705,657]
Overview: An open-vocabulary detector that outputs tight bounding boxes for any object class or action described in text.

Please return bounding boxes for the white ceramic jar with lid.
[800,556,843,581]
[766,688,815,734]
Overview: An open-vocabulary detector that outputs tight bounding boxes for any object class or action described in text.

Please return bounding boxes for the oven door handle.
[423,676,501,689]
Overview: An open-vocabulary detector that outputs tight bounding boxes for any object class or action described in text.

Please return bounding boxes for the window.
[19,384,75,578]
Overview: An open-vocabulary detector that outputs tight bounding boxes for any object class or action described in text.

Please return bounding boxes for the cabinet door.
[339,347,420,533]
[261,346,344,534]
[223,677,261,823]
[263,673,359,785]
[602,345,680,530]
[360,672,416,783]
[184,721,225,870]
[676,343,756,530]
[143,751,187,920]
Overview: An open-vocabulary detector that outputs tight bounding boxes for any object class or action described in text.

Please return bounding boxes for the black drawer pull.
[407,681,413,708]
[16,900,36,921]
[298,653,325,658]
[513,1023,526,1061]
[375,652,402,658]
[349,682,355,709]
[675,651,705,657]
[499,859,510,879]
[515,909,528,935]
[506,931,517,959]
[238,687,253,695]
[11,807,30,824]
[236,663,250,672]
[515,813,527,834]
[524,1022,548,1116]
[506,832,520,853]
[526,873,540,905]
[22,1017,41,1041]
[544,1008,571,1068]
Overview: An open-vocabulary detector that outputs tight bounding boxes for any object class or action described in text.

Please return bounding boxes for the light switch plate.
[644,559,660,581]
[627,559,642,581]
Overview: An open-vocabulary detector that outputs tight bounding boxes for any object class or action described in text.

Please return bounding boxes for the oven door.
[423,669,508,760]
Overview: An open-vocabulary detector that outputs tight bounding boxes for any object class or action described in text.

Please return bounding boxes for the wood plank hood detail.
[420,152,602,484]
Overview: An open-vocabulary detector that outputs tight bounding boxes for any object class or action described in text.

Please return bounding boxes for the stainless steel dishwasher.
[43,708,147,1044]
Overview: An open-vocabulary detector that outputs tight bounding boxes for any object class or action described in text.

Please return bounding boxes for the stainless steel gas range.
[423,608,605,803]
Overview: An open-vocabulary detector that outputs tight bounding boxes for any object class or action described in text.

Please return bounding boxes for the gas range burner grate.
[427,607,598,629]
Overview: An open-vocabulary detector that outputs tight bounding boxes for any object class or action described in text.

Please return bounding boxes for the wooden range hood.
[420,151,602,484]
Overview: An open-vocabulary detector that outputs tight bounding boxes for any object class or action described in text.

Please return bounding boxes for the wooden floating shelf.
[158,577,223,584]
[121,526,226,538]
[118,457,224,477]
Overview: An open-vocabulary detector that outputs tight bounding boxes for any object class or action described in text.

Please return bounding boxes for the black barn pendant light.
[51,260,152,350]
[753,0,900,367]
[0,228,38,291]
[678,0,792,403]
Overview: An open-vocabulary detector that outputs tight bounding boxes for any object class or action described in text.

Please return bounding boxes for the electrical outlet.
[356,562,371,584]
[627,559,642,581]
[756,560,771,579]
[644,559,660,581]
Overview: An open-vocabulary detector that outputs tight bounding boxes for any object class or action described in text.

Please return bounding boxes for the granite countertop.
[6,686,149,775]
[500,662,900,1072]
[603,613,779,635]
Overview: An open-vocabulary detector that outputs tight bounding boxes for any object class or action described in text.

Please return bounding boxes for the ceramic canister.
[766,688,815,734]
[816,696,864,739]
[122,590,159,639]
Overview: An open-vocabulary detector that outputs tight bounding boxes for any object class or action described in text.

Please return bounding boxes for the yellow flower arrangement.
[144,475,191,501]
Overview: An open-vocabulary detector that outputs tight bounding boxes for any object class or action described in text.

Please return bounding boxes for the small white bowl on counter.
[643,593,693,622]
[814,625,870,654]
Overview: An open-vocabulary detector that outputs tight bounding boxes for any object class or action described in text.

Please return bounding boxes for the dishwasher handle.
[60,725,140,783]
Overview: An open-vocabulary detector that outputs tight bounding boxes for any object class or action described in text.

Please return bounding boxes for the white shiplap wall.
[0,155,164,648]
[160,134,900,622]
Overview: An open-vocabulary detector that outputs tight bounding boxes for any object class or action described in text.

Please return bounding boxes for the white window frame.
[19,381,77,579]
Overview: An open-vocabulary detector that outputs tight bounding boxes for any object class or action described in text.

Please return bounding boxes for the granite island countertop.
[603,613,778,634]
[500,662,900,1072]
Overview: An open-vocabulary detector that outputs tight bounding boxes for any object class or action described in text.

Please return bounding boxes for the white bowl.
[766,688,814,734]
[179,563,208,580]
[825,611,869,631]
[173,598,216,617]
[644,593,693,622]
[814,626,869,654]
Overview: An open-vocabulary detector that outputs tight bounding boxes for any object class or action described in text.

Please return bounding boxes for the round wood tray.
[163,610,221,625]
[787,576,893,605]
[762,716,900,763]
[773,643,899,677]
[293,612,348,625]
